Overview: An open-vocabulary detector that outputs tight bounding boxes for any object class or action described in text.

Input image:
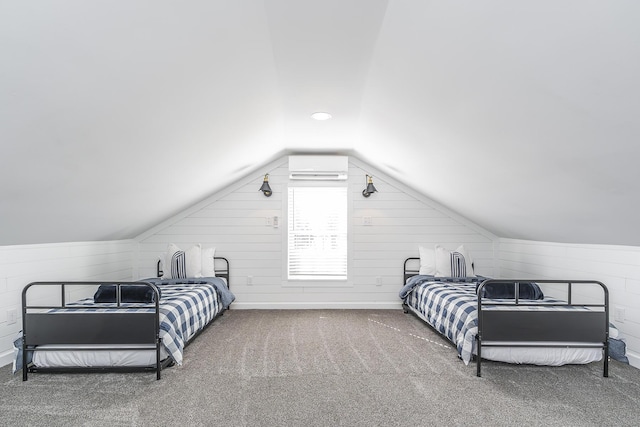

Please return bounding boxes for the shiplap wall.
[498,238,640,369]
[136,156,497,309]
[0,240,135,367]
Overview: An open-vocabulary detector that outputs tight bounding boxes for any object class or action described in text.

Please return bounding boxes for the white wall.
[0,240,135,367]
[498,238,640,369]
[5,159,634,372]
[136,156,497,309]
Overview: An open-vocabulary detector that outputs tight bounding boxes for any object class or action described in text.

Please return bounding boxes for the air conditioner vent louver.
[289,172,348,181]
[288,155,348,181]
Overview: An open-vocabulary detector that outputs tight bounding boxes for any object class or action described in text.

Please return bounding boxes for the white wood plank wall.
[498,238,640,369]
[136,156,497,309]
[0,240,135,368]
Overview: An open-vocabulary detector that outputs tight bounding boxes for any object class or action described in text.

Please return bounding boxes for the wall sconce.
[259,174,272,197]
[362,174,378,198]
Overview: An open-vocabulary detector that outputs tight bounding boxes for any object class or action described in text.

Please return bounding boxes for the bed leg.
[476,336,482,377]
[604,341,609,378]
[22,342,28,381]
[156,337,162,380]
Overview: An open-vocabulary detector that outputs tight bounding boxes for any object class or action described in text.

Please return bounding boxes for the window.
[288,186,348,280]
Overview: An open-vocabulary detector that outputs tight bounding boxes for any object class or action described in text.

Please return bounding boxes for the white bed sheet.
[481,344,601,366]
[32,344,169,368]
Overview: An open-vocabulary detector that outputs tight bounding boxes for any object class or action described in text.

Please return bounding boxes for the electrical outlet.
[376,276,382,286]
[614,306,625,323]
[7,308,17,325]
[363,216,372,226]
[247,276,253,286]
[266,217,272,226]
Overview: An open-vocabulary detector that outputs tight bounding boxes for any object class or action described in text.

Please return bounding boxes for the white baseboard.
[627,351,640,370]
[230,301,403,310]
[0,349,15,370]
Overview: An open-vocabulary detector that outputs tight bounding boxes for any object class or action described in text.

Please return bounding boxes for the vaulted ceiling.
[2,1,639,246]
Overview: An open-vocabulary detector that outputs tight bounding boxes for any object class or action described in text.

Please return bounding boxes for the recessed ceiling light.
[311,112,332,121]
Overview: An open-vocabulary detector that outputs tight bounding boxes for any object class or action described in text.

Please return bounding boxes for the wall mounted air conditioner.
[288,155,348,180]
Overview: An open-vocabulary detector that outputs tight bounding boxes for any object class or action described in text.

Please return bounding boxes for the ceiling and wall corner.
[1,1,639,247]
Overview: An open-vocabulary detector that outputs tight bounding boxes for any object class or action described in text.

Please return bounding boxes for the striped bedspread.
[65,279,224,365]
[402,276,586,364]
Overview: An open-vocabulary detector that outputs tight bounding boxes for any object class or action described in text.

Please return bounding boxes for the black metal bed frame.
[402,257,609,377]
[21,257,230,381]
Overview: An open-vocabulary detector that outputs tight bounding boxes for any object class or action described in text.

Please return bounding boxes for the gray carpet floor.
[2,309,640,426]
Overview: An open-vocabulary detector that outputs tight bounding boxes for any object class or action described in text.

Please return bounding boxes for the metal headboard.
[403,257,420,283]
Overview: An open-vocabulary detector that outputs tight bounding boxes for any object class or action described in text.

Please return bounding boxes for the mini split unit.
[288,155,348,180]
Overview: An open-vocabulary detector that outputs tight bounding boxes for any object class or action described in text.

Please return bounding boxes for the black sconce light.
[259,173,272,197]
[362,174,378,198]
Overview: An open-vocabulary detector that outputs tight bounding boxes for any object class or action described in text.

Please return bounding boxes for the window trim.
[281,181,353,288]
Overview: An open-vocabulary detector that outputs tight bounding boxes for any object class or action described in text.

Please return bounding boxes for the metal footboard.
[22,281,162,381]
[476,279,609,377]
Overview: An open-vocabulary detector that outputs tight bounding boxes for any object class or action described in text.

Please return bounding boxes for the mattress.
[32,344,170,368]
[24,277,231,369]
[403,276,604,366]
[405,303,602,366]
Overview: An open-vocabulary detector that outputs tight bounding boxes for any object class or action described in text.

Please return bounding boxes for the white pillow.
[434,244,475,278]
[201,247,216,277]
[418,246,436,275]
[434,245,451,277]
[185,244,202,278]
[162,243,180,279]
[163,243,202,279]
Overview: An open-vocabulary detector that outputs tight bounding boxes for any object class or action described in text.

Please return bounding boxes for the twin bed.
[400,254,615,376]
[19,256,234,380]
[17,245,622,380]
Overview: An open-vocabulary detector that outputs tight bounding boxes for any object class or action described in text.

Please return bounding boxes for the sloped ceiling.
[1,1,639,246]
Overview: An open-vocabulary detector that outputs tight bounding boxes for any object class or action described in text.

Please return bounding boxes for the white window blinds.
[288,186,348,280]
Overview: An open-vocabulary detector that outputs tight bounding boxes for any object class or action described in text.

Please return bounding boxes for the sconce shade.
[362,175,378,198]
[260,174,272,197]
